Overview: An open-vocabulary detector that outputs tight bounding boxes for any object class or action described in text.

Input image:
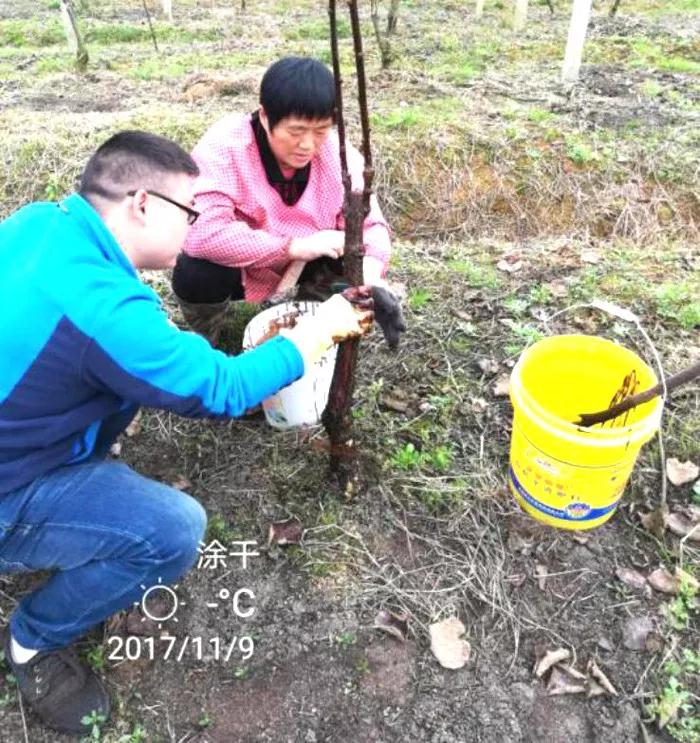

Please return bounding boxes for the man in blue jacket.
[0,131,372,735]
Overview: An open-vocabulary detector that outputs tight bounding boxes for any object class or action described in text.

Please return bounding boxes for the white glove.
[280,294,373,367]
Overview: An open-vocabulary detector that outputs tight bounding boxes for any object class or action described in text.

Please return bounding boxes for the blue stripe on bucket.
[508,467,620,522]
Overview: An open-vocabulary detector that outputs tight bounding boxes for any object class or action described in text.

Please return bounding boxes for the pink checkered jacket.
[182,113,392,302]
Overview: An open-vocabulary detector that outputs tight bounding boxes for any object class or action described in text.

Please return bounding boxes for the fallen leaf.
[597,637,613,652]
[451,308,472,322]
[478,358,500,375]
[535,564,548,591]
[667,511,700,542]
[571,531,589,545]
[497,257,523,273]
[547,665,587,696]
[640,505,669,539]
[587,678,607,698]
[493,374,510,397]
[648,568,679,595]
[380,391,411,414]
[470,397,489,413]
[616,566,648,592]
[645,632,664,653]
[622,616,656,651]
[534,647,570,678]
[267,517,303,547]
[666,458,699,486]
[429,617,471,669]
[170,476,192,491]
[546,279,569,298]
[125,410,142,437]
[580,249,602,264]
[587,659,617,696]
[374,609,409,641]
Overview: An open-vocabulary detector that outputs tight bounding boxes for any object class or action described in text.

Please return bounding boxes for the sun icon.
[135,577,185,629]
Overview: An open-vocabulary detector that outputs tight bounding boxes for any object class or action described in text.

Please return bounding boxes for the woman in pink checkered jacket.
[172,56,405,349]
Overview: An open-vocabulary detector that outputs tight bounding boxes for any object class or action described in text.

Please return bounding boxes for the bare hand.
[288,230,345,261]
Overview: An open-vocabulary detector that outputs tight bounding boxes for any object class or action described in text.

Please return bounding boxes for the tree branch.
[577,360,700,427]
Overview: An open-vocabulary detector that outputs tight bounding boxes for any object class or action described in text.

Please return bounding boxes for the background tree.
[370,0,401,69]
[59,0,88,72]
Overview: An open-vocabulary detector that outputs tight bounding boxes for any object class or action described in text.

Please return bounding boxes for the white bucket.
[242,301,338,430]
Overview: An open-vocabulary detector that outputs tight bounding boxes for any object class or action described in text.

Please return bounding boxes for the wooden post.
[59,0,88,71]
[513,0,528,30]
[561,0,592,84]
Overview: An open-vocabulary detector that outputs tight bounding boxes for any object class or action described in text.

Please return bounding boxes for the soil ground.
[0,0,698,741]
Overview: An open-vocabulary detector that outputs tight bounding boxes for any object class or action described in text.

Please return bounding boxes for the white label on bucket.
[534,457,559,476]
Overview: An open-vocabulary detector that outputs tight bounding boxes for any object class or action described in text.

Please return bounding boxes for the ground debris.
[492,374,510,397]
[665,457,699,486]
[639,505,669,539]
[621,616,663,651]
[267,517,304,547]
[534,647,570,678]
[374,609,410,641]
[666,509,700,542]
[615,566,650,594]
[429,616,470,670]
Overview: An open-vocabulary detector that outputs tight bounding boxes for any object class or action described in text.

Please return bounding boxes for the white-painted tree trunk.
[513,0,528,30]
[162,0,173,21]
[561,0,592,83]
[475,0,485,18]
[59,0,88,69]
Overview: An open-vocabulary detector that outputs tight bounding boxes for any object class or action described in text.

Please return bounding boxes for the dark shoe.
[175,296,230,347]
[1,628,111,735]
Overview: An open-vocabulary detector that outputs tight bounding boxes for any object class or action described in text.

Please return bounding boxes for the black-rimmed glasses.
[127,189,200,225]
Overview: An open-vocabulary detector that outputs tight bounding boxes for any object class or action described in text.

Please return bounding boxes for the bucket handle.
[539,298,669,507]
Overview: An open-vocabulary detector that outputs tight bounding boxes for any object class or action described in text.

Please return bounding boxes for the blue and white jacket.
[0,194,304,493]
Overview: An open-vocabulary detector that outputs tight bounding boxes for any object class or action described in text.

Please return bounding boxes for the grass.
[0,18,223,48]
[655,282,700,331]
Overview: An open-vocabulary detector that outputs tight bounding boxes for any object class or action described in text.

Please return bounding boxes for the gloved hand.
[371,285,406,349]
[280,293,374,367]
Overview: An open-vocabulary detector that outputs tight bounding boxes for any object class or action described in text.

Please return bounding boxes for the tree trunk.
[475,0,485,18]
[162,0,173,21]
[609,0,621,16]
[561,0,592,83]
[513,0,528,30]
[59,0,88,71]
[387,0,401,34]
[323,0,374,494]
[370,0,393,69]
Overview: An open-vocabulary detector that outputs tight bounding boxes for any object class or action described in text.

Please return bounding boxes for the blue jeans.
[0,460,207,651]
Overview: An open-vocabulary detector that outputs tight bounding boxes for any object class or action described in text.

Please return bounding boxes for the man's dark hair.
[260,57,335,130]
[79,130,199,203]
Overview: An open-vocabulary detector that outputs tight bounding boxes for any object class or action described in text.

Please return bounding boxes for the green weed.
[335,631,357,648]
[80,710,107,741]
[0,19,64,47]
[667,573,698,630]
[566,141,595,166]
[527,108,554,123]
[408,288,432,311]
[446,259,501,290]
[655,282,700,330]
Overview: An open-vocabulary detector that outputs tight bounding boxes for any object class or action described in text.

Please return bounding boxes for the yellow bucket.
[508,335,663,530]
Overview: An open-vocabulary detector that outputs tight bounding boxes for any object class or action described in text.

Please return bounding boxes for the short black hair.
[260,57,335,130]
[79,130,199,202]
